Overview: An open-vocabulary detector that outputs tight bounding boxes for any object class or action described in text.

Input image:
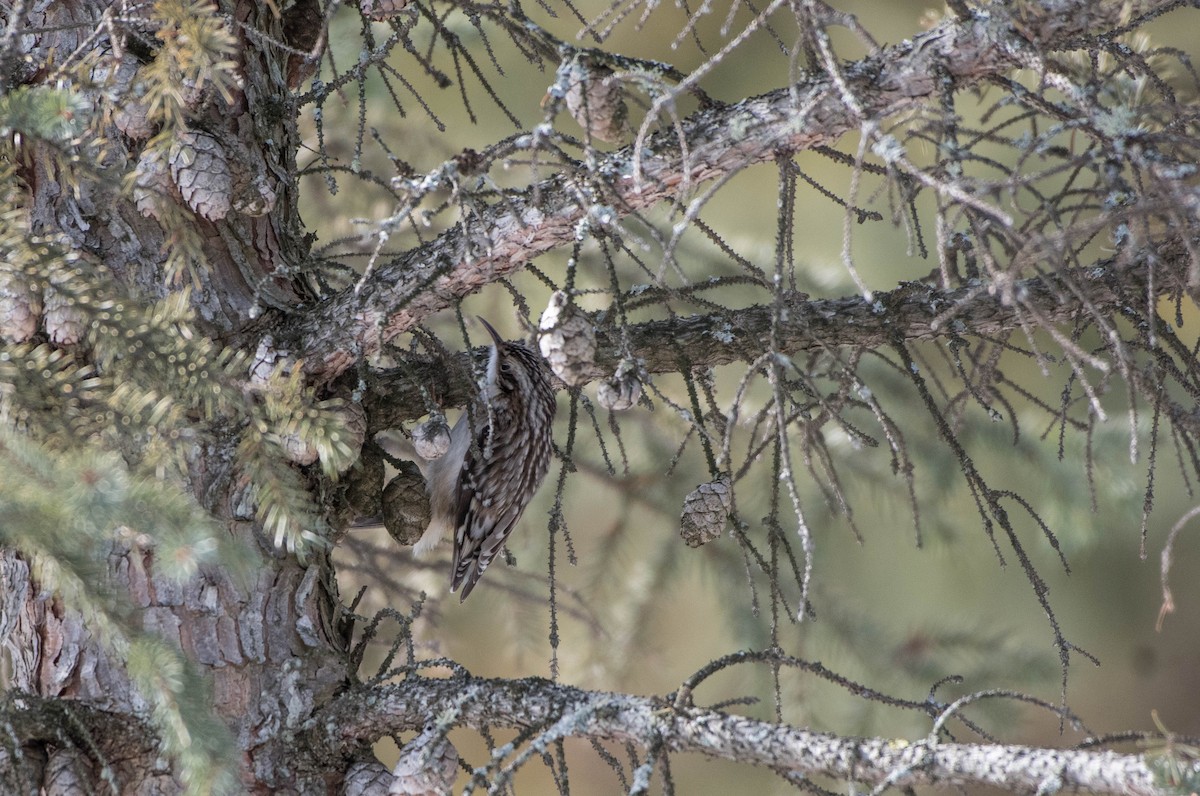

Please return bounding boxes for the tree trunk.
[1,549,350,792]
[2,1,354,791]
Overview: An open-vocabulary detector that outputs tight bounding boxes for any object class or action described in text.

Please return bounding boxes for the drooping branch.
[275,0,1175,381]
[363,242,1177,431]
[303,674,1167,795]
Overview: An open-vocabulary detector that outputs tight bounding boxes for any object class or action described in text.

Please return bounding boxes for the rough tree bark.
[3,1,351,792]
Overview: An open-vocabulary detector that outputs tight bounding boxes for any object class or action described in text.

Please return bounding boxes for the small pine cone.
[342,761,392,795]
[134,147,173,220]
[335,402,368,469]
[344,446,384,520]
[413,414,451,460]
[382,461,431,546]
[597,359,641,411]
[111,57,154,140]
[561,56,627,144]
[0,266,42,343]
[389,725,458,795]
[361,0,410,20]
[114,96,154,141]
[538,291,595,387]
[43,283,86,345]
[278,431,319,466]
[169,130,232,221]
[680,475,732,547]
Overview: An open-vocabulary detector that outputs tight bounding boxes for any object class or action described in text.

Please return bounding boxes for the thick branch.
[364,246,1170,430]
[304,675,1164,795]
[278,0,1172,380]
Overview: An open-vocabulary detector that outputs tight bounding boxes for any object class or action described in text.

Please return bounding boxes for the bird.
[413,317,557,600]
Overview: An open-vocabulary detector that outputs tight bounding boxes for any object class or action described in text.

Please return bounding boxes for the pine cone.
[361,0,411,20]
[344,447,384,520]
[334,402,368,472]
[133,147,172,220]
[169,129,232,221]
[43,283,86,345]
[561,56,628,144]
[680,475,732,547]
[413,414,452,460]
[597,359,641,411]
[382,462,431,546]
[538,291,595,387]
[0,265,42,343]
[389,725,458,795]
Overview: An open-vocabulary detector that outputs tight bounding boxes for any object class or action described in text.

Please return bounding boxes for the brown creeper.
[414,318,557,600]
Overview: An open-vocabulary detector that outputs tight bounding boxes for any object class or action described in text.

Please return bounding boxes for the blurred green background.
[309,1,1200,791]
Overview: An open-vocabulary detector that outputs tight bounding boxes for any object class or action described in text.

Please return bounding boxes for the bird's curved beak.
[476,316,505,346]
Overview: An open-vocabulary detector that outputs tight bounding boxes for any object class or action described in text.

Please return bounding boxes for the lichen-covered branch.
[364,243,1174,430]
[278,0,1174,380]
[304,675,1165,795]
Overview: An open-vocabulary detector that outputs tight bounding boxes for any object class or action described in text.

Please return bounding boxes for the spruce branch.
[305,674,1174,795]
[277,0,1176,380]
[363,243,1175,429]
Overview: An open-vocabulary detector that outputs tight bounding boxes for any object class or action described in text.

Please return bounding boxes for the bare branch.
[305,675,1165,795]
[364,242,1177,430]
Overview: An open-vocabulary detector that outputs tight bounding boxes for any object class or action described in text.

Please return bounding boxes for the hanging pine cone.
[413,414,452,461]
[538,291,595,387]
[169,129,232,221]
[278,431,319,466]
[0,265,42,344]
[343,446,384,520]
[111,56,154,141]
[680,475,732,547]
[561,55,628,144]
[390,725,459,795]
[133,146,172,220]
[361,0,410,20]
[597,358,641,411]
[331,401,368,474]
[382,461,431,546]
[43,283,86,346]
